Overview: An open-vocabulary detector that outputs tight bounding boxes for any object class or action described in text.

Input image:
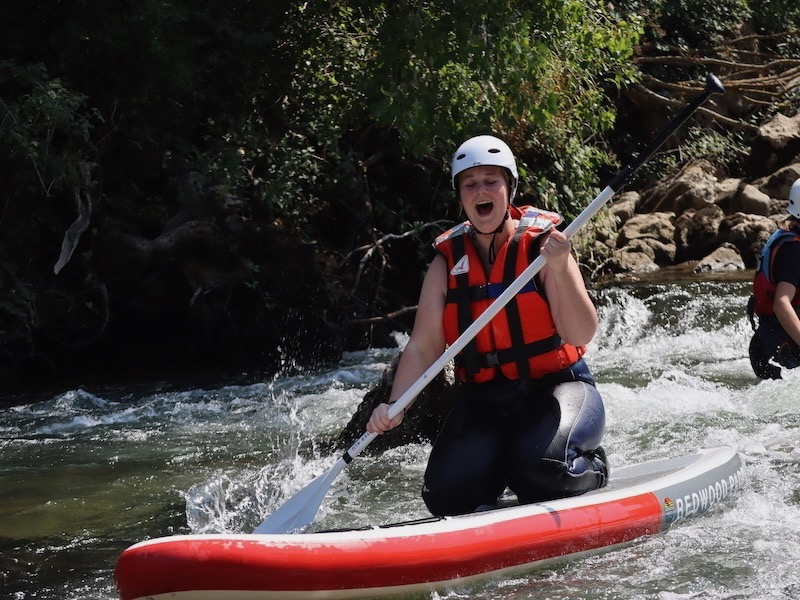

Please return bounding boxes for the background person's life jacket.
[748,228,800,328]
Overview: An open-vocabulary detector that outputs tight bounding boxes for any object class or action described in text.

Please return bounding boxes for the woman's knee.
[509,446,609,504]
[548,381,605,460]
[750,332,782,379]
[422,411,504,516]
[421,479,503,516]
[422,457,504,516]
[508,381,608,503]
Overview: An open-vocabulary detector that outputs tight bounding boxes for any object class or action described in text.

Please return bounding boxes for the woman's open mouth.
[476,201,493,216]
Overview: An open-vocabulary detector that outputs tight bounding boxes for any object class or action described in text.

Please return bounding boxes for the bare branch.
[633,31,800,123]
[54,162,95,274]
[631,83,760,133]
[349,305,418,326]
[347,220,450,293]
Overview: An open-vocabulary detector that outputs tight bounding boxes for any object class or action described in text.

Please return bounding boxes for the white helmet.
[451,135,518,199]
[789,178,800,219]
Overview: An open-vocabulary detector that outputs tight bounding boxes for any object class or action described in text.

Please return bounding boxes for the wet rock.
[334,356,453,453]
[717,213,777,268]
[616,212,675,248]
[754,163,800,203]
[609,248,660,273]
[638,160,718,214]
[746,113,800,177]
[674,205,725,262]
[713,177,742,213]
[603,158,800,278]
[732,184,772,216]
[693,243,745,273]
[608,191,638,226]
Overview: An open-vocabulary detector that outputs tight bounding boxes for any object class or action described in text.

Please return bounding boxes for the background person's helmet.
[451,135,518,200]
[789,178,800,219]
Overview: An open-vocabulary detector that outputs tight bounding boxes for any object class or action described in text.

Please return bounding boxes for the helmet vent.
[488,148,501,153]
[456,153,466,160]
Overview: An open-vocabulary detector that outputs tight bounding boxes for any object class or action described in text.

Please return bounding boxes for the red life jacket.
[752,228,800,317]
[433,205,585,383]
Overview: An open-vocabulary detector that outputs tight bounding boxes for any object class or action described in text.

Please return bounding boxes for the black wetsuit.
[422,358,608,516]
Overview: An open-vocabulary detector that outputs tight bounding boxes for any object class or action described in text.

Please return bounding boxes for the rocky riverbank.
[595,112,800,278]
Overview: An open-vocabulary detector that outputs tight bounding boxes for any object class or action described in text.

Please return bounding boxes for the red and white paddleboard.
[115,446,744,600]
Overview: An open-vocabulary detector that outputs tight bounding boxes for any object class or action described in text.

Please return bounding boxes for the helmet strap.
[471,208,510,265]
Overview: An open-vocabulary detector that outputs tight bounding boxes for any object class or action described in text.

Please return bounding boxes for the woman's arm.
[774,281,800,346]
[539,229,598,346]
[367,255,448,434]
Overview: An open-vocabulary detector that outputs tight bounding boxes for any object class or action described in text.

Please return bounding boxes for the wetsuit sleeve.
[772,242,800,289]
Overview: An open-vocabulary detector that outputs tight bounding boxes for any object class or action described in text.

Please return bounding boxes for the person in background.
[748,178,800,379]
[366,135,608,516]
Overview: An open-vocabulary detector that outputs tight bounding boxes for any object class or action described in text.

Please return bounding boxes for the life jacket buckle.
[474,285,490,301]
[485,352,500,367]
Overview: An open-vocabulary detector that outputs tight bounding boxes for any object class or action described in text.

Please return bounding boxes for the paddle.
[253,73,725,535]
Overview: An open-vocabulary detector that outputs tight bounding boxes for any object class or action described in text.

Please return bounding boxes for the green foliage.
[633,125,751,185]
[174,0,644,236]
[235,3,373,225]
[0,60,101,197]
[1,0,798,374]
[612,0,721,43]
[261,1,642,222]
[661,0,752,49]
[368,1,550,154]
[614,0,800,51]
[749,0,800,41]
[0,59,101,310]
[1,0,644,236]
[365,0,642,217]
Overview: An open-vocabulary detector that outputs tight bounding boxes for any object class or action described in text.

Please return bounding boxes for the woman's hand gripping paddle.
[253,74,725,535]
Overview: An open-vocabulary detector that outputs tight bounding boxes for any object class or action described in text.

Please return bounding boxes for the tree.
[0,0,645,386]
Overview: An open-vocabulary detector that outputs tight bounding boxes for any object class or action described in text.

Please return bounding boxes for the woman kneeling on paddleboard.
[367,135,609,516]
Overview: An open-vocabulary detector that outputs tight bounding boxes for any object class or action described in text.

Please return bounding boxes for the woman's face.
[458,166,509,231]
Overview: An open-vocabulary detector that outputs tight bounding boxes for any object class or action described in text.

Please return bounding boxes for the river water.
[1,279,799,599]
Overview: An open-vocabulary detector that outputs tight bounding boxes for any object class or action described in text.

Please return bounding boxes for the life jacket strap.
[445,281,536,303]
[454,333,564,371]
[452,234,481,379]
[502,226,531,380]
